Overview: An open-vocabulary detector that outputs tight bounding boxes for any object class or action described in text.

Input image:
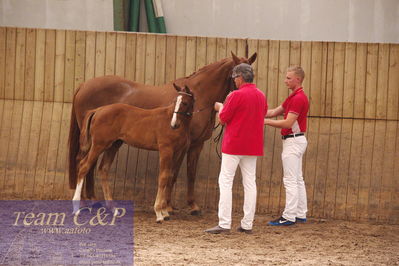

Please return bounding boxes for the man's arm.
[265,105,284,118]
[264,112,298,129]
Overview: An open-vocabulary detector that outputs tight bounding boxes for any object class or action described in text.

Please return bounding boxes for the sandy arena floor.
[134,209,399,266]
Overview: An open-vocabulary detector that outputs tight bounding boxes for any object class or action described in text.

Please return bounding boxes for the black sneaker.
[237,226,253,234]
[296,217,307,223]
[268,217,295,226]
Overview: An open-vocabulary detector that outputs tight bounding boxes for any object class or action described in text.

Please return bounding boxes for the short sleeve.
[287,96,305,115]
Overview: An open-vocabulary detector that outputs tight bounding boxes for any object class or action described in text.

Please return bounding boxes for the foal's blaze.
[73,84,195,222]
[171,95,182,129]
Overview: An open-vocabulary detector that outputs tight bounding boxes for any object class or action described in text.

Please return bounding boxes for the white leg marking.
[171,95,182,128]
[72,179,84,213]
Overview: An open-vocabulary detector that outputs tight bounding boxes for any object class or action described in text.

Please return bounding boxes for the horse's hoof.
[156,220,163,224]
[190,210,201,216]
[163,216,170,221]
[72,207,88,214]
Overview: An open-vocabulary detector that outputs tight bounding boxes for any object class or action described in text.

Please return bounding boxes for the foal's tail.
[80,110,96,154]
[80,110,97,199]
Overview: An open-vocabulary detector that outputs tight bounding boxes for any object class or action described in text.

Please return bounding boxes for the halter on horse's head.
[171,83,195,129]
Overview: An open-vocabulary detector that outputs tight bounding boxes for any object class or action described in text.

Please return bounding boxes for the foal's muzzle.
[170,124,180,130]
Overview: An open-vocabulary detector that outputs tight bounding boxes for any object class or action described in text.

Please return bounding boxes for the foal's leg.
[154,149,174,223]
[98,141,123,209]
[165,150,186,213]
[186,142,205,215]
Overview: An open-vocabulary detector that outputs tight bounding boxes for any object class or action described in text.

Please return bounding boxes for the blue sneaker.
[268,217,295,226]
[296,217,307,223]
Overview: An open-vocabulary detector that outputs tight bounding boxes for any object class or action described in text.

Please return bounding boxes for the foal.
[73,84,195,222]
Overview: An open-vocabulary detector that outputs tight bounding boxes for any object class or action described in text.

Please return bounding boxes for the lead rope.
[213,123,224,160]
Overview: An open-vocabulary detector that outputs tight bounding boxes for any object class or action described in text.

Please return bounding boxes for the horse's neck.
[185,59,234,104]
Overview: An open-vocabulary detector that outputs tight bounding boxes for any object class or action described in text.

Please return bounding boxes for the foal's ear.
[248,52,257,65]
[183,85,192,95]
[231,51,240,65]
[173,83,181,92]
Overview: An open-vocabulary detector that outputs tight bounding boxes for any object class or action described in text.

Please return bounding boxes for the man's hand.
[264,112,298,128]
[214,102,223,112]
[265,105,285,118]
[264,119,272,125]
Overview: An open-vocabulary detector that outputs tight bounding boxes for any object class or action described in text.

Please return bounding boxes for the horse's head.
[177,51,258,114]
[170,83,195,129]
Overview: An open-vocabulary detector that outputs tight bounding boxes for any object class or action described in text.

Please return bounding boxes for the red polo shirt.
[281,87,309,136]
[219,83,267,156]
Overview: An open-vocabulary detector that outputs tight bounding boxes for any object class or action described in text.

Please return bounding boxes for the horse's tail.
[68,88,81,191]
[68,85,96,199]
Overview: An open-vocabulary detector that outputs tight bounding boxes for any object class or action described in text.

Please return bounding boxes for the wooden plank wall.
[0,27,398,223]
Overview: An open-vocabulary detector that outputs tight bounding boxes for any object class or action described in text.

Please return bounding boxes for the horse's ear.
[231,51,240,65]
[173,83,181,92]
[248,52,257,65]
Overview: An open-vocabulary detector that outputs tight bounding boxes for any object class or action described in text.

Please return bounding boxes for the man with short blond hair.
[286,66,305,81]
[264,66,309,226]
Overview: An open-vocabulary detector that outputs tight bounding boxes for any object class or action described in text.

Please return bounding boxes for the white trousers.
[282,136,308,222]
[218,153,257,230]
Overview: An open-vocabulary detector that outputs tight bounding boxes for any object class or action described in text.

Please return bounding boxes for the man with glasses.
[205,63,267,234]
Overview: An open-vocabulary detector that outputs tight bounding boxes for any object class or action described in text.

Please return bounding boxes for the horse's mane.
[185,57,232,79]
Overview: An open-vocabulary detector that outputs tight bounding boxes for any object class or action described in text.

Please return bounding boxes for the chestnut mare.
[73,84,195,222]
[68,52,257,215]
